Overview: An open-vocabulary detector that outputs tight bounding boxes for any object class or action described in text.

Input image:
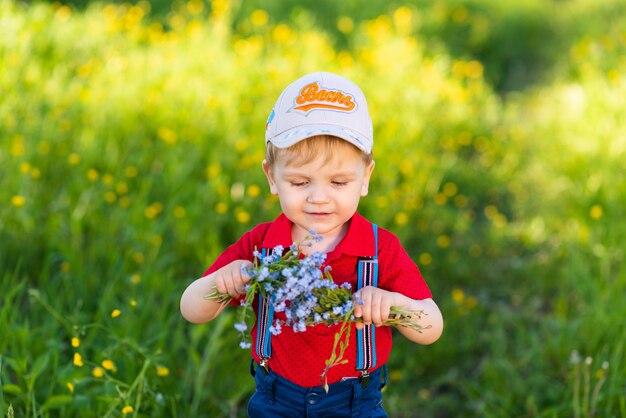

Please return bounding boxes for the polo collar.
[261,212,376,257]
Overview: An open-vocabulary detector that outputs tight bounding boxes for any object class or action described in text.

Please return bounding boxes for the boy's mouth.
[306,212,332,216]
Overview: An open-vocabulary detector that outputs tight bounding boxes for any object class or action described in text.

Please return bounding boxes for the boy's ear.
[360,160,375,196]
[262,160,278,195]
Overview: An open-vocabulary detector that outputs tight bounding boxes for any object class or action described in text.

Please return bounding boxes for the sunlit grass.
[1,0,625,416]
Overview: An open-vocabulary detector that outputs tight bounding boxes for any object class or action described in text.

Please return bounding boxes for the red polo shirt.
[204,212,432,388]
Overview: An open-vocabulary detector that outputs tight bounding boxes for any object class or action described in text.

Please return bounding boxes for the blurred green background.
[1,0,625,416]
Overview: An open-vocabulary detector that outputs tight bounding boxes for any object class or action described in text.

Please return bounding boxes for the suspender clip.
[359,370,370,387]
[259,357,270,375]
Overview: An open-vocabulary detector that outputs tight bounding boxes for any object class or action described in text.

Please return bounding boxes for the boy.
[180,72,443,417]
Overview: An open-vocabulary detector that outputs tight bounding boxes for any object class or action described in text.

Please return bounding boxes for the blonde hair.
[265,135,373,168]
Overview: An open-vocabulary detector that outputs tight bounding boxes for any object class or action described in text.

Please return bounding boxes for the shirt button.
[306,393,318,405]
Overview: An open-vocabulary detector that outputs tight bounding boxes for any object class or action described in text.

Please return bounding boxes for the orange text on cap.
[294,82,356,112]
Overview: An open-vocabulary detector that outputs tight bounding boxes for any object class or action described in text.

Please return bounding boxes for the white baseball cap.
[265,72,373,154]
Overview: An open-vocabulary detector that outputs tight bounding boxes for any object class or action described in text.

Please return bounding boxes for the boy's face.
[263,142,375,246]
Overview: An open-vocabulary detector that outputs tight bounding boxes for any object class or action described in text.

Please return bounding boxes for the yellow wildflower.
[11,196,25,207]
[101,359,116,371]
[73,353,84,367]
[236,210,250,224]
[71,337,80,348]
[156,366,170,376]
[68,153,80,165]
[66,382,75,393]
[111,309,121,318]
[247,184,261,197]
[337,16,354,34]
[122,405,134,414]
[87,169,99,181]
[250,9,269,26]
[92,367,104,378]
[215,202,228,214]
[104,191,117,203]
[125,166,138,178]
[434,193,447,205]
[590,205,603,220]
[394,212,409,226]
[452,288,465,305]
[437,235,451,248]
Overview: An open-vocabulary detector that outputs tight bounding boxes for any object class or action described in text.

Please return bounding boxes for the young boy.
[180,72,443,417]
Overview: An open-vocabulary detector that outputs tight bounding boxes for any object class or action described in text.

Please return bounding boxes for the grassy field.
[1,0,625,416]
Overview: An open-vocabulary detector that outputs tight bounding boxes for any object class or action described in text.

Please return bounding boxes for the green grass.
[1,0,625,416]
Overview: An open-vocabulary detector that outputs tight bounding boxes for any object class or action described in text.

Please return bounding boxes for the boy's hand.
[353,286,398,329]
[214,260,254,298]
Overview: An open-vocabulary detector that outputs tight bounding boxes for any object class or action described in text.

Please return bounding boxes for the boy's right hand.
[214,260,254,298]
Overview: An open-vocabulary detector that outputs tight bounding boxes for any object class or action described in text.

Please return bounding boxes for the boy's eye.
[332,181,348,186]
[290,181,308,187]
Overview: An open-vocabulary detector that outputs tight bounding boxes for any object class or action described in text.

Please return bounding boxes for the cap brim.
[267,123,372,154]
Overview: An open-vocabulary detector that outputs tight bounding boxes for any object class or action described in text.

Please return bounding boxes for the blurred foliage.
[47,0,626,91]
[1,0,626,416]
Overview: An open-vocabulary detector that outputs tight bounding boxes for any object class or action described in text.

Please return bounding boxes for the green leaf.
[3,358,25,375]
[2,384,23,396]
[40,395,73,411]
[26,354,50,384]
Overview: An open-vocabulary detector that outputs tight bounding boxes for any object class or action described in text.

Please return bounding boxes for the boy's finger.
[355,292,372,323]
[353,292,364,318]
[225,270,238,298]
[380,300,391,323]
[215,276,227,294]
[370,295,382,325]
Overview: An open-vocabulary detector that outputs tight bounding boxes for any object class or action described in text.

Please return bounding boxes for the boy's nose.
[306,185,331,204]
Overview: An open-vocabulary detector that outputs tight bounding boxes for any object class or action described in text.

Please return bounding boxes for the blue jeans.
[247,361,388,418]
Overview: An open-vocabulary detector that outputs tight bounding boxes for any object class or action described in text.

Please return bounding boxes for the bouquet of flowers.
[206,232,427,390]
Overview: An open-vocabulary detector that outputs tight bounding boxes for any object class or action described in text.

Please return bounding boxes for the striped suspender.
[356,223,379,379]
[255,248,274,373]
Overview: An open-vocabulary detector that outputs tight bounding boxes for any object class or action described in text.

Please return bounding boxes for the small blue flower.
[354,293,365,305]
[269,322,283,335]
[241,265,256,278]
[239,341,252,349]
[234,322,247,332]
[257,267,270,281]
[273,245,284,257]
[308,229,323,242]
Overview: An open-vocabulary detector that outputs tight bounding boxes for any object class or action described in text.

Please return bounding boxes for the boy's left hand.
[353,286,398,329]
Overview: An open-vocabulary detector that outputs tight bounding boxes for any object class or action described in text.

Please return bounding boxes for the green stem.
[102,358,151,418]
